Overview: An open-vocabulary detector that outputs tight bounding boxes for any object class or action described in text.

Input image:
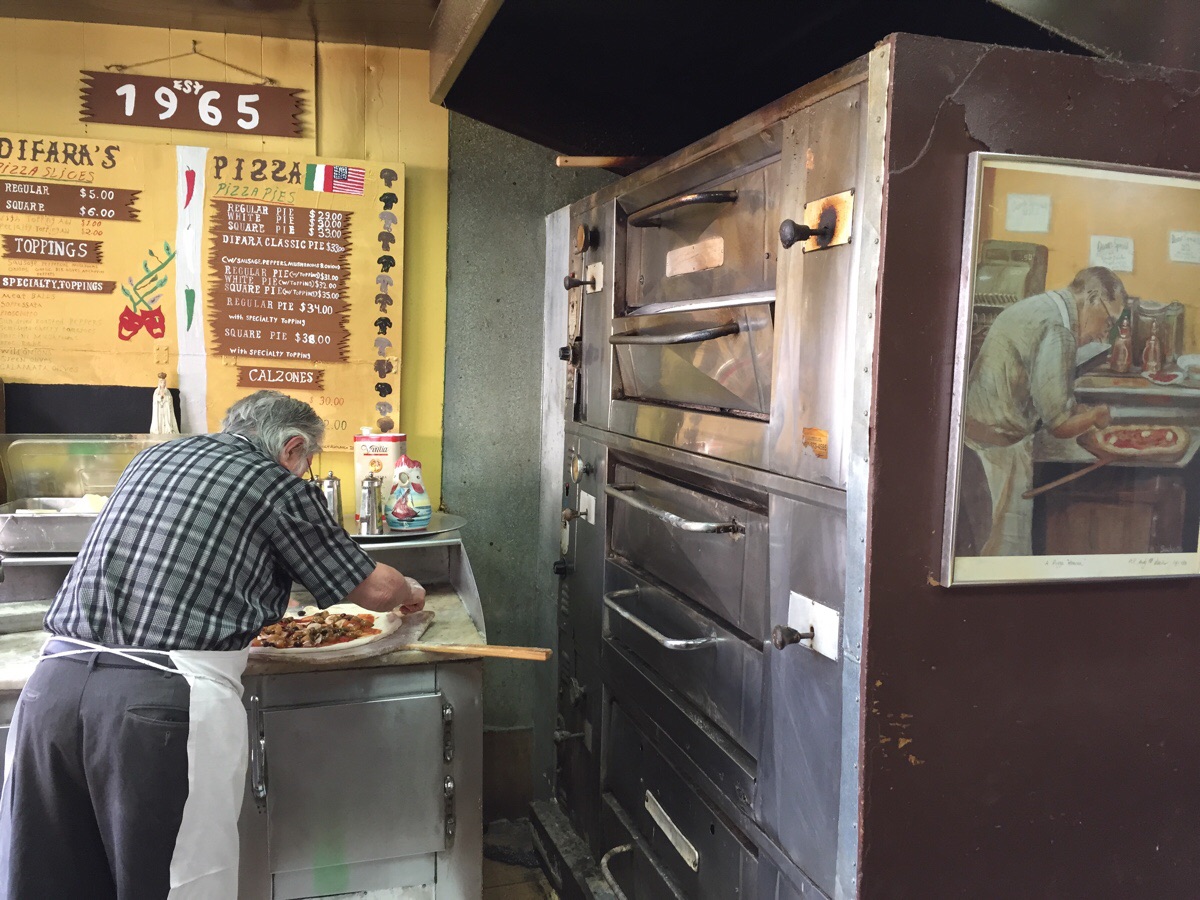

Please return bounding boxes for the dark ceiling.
[438,0,1093,157]
[0,0,437,47]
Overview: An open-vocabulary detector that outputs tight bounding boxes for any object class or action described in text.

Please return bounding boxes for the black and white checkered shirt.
[45,433,375,651]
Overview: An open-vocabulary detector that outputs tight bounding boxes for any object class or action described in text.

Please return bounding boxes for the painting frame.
[942,152,1200,586]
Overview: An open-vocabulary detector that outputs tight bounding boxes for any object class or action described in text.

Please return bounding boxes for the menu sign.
[0,135,174,384]
[196,152,402,449]
[208,200,351,363]
[0,130,404,449]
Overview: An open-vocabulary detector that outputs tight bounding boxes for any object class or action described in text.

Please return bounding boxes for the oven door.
[607,461,769,641]
[604,562,763,757]
[624,161,779,311]
[611,302,774,417]
[602,701,759,900]
[600,129,782,470]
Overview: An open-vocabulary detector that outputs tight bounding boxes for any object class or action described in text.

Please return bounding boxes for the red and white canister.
[353,430,406,521]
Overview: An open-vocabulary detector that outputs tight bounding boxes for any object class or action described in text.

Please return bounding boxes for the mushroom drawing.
[377,254,396,273]
[374,316,393,335]
[374,336,392,357]
[379,191,398,210]
[380,168,399,188]
[376,273,393,291]
[374,381,393,398]
[374,359,394,378]
[378,231,396,251]
[375,401,393,416]
[375,293,394,312]
[378,210,398,231]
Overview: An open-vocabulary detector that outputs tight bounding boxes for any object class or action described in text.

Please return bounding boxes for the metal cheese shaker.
[319,471,343,526]
[358,473,384,535]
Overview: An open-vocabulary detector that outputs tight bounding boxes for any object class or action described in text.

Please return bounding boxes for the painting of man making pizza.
[945,155,1200,584]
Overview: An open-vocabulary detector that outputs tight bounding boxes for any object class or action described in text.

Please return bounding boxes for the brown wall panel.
[862,34,1200,898]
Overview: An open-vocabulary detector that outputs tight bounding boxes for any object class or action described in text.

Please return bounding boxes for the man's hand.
[1091,404,1112,429]
[346,563,426,614]
[398,576,426,615]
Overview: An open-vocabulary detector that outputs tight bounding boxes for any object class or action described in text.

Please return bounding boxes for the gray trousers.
[0,650,192,900]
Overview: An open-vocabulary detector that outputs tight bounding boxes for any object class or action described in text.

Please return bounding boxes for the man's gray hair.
[220,391,325,460]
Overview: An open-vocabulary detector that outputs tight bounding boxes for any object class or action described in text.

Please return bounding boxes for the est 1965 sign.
[80,71,304,138]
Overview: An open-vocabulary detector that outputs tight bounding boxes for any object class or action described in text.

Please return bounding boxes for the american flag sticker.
[304,163,366,195]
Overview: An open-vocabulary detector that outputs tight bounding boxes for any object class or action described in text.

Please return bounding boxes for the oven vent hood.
[430,0,1091,159]
[991,0,1200,70]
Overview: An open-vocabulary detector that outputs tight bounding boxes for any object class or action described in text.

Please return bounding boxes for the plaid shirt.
[45,433,375,651]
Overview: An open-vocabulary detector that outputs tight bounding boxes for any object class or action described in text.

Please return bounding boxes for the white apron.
[967,433,1035,556]
[4,638,249,899]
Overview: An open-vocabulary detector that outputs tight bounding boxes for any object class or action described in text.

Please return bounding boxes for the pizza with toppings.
[250,604,403,654]
[1090,425,1190,461]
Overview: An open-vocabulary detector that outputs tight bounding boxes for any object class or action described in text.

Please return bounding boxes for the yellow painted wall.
[0,18,447,507]
[984,165,1200,353]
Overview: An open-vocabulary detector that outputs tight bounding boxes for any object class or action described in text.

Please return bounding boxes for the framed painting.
[943,153,1200,585]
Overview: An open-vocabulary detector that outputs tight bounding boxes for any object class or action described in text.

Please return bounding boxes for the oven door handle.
[605,484,746,535]
[609,322,739,346]
[627,190,738,228]
[604,589,718,651]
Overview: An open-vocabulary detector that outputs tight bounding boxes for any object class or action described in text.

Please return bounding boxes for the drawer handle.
[628,190,738,228]
[604,589,718,651]
[605,484,746,535]
[248,692,268,812]
[0,555,77,567]
[600,844,634,900]
[645,789,700,872]
[609,322,739,346]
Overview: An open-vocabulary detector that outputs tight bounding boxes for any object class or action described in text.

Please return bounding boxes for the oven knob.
[575,224,597,254]
[558,342,581,366]
[569,452,593,483]
[553,559,573,576]
[779,219,831,249]
[771,624,815,650]
[563,274,596,291]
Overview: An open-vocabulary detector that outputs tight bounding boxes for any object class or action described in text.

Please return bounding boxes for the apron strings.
[41,637,178,676]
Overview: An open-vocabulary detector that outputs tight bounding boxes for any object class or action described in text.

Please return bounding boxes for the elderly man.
[963,266,1125,556]
[0,390,425,899]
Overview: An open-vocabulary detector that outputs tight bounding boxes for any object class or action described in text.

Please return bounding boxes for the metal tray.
[0,499,99,554]
[351,512,467,542]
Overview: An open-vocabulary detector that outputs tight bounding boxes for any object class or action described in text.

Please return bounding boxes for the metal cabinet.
[239,663,482,900]
[263,693,449,893]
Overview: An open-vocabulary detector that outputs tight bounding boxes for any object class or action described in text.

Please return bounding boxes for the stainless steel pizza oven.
[548,62,879,900]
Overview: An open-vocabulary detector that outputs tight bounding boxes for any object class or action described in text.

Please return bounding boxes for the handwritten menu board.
[0,131,403,451]
[207,201,352,363]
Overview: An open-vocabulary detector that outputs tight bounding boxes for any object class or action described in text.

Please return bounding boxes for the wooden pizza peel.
[1022,426,1189,500]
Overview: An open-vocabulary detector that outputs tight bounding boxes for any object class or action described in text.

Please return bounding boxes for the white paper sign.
[1169,230,1200,264]
[1089,235,1134,272]
[1005,193,1051,233]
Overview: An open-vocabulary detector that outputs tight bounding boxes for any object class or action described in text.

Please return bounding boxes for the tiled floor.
[482,859,557,899]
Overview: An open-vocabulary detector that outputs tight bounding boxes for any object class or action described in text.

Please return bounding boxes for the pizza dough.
[249,604,404,656]
[1091,425,1189,461]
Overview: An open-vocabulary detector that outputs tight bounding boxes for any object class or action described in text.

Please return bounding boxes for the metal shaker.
[319,471,343,527]
[358,474,384,535]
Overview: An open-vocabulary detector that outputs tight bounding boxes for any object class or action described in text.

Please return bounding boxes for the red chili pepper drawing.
[184,168,196,209]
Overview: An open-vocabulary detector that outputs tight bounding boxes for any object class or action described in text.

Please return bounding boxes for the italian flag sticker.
[303,164,366,195]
